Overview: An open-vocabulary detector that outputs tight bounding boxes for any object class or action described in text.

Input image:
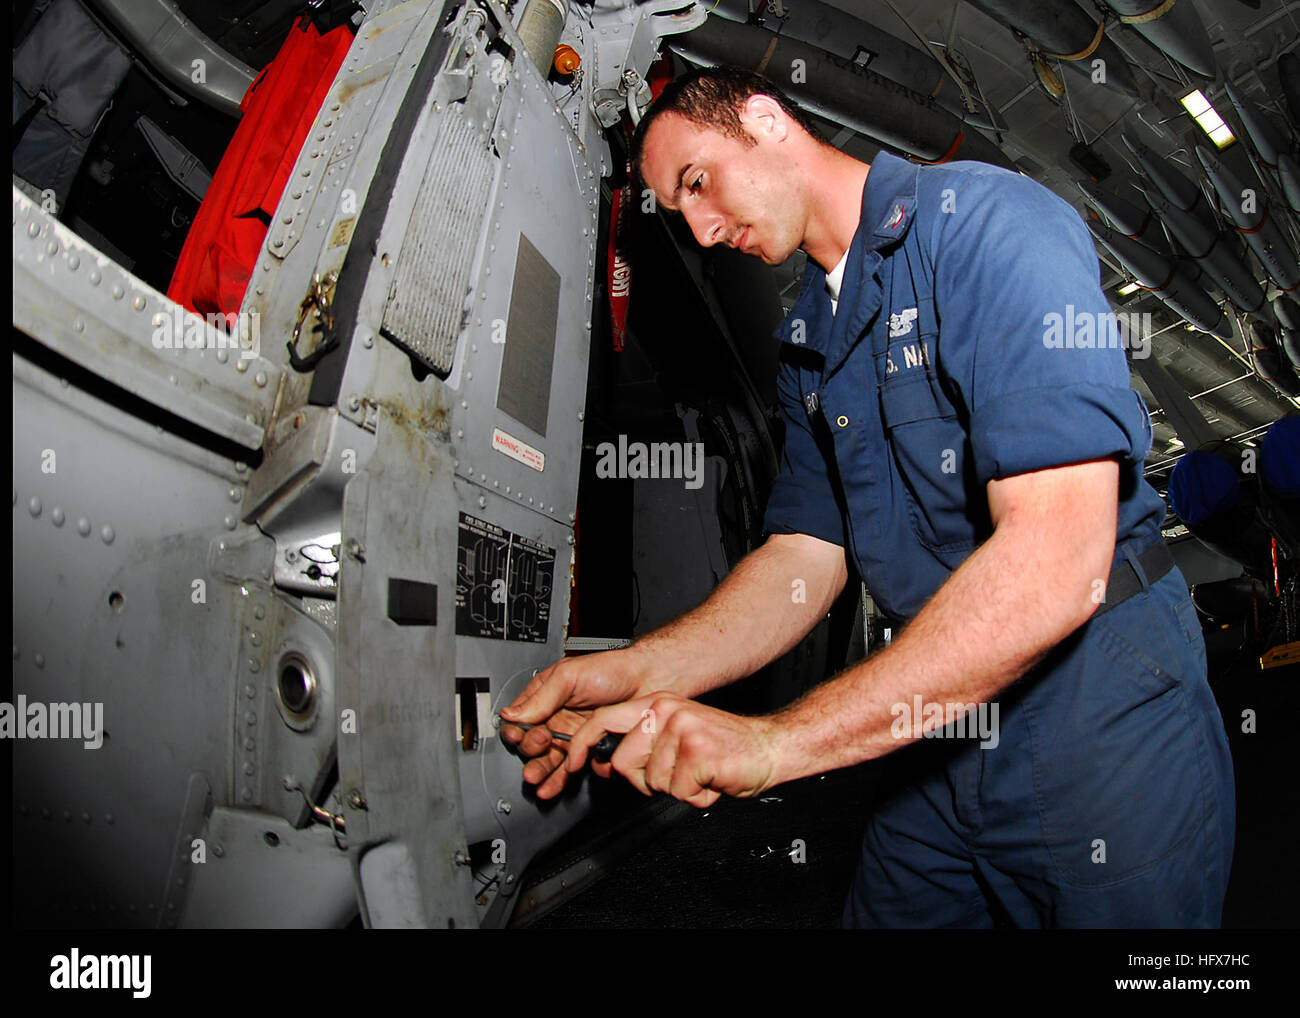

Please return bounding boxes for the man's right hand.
[499,648,652,799]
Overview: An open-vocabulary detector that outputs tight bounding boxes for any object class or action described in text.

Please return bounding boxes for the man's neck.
[800,150,871,274]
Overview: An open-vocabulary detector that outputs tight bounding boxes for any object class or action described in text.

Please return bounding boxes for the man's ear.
[742,93,790,143]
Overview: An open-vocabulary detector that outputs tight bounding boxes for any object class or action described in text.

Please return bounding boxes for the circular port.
[276,653,317,724]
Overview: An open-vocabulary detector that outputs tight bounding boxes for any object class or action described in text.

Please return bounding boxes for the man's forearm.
[768,518,1106,783]
[628,533,848,700]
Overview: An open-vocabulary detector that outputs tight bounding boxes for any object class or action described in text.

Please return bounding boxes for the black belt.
[1092,540,1175,617]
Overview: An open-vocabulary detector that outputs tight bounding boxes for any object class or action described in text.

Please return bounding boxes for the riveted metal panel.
[12,187,280,449]
[11,352,258,927]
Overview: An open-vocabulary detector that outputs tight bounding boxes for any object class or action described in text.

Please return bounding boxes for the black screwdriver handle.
[591,732,624,764]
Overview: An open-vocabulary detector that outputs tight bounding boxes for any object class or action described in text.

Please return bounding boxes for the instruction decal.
[455,512,554,643]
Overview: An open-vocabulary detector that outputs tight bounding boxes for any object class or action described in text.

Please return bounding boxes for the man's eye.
[689,174,703,193]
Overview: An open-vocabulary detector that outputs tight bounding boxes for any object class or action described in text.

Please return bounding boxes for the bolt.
[496,799,512,815]
[347,790,368,811]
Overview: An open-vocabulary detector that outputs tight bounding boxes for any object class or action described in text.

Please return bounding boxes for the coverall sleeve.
[761,351,846,546]
[927,167,1154,486]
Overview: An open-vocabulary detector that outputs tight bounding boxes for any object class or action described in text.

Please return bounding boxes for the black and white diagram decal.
[455,512,555,644]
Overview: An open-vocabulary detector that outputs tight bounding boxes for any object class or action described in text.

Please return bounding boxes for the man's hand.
[499,649,649,797]
[563,693,782,809]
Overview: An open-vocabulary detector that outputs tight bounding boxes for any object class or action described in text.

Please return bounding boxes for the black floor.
[532,651,1300,929]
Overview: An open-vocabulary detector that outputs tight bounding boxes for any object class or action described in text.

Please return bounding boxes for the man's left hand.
[564,693,781,808]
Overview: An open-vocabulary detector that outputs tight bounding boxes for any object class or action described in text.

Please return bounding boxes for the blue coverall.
[761,150,1236,928]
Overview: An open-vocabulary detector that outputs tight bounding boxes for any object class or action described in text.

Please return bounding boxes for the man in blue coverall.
[501,66,1236,927]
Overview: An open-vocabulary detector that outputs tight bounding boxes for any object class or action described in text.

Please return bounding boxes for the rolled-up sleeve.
[928,168,1154,485]
[761,353,846,546]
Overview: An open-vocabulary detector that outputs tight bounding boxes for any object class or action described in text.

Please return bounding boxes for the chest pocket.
[875,243,984,554]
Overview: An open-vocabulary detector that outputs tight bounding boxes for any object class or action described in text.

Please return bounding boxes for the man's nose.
[683,206,726,247]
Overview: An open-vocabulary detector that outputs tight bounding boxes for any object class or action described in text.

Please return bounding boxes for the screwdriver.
[498,719,624,763]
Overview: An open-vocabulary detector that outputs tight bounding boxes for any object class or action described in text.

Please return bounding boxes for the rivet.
[241,788,252,802]
[246,712,257,726]
[77,517,91,536]
[253,605,265,620]
[363,335,374,348]
[224,515,237,530]
[249,660,260,674]
[229,488,241,502]
[244,737,255,751]
[111,284,124,300]
[245,684,256,699]
[27,496,41,517]
[249,631,262,647]
[34,653,45,668]
[27,222,39,237]
[68,254,79,270]
[132,296,146,310]
[478,495,487,507]
[216,349,228,364]
[244,762,255,776]
[236,360,248,373]
[46,240,58,256]
[89,269,101,285]
[213,844,224,858]
[100,525,115,544]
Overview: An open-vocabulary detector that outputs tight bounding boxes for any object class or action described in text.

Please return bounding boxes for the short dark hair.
[628,65,827,187]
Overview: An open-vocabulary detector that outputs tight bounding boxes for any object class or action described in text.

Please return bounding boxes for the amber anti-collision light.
[553,44,580,76]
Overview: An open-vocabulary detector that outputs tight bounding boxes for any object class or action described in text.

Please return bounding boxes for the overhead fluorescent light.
[1118,281,1142,296]
[1181,89,1236,149]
